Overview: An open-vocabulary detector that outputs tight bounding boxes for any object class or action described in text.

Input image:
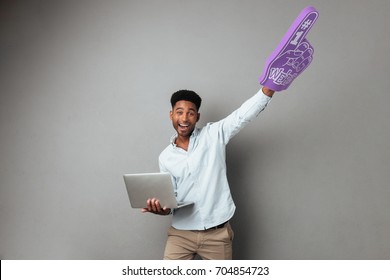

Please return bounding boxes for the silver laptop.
[123,172,193,209]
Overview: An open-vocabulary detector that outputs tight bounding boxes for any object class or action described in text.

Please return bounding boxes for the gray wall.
[1,0,389,259]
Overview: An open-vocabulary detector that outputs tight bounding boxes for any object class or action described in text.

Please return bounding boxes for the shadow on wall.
[227,136,270,260]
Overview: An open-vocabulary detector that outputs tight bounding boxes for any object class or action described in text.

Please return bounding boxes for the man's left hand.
[141,198,171,215]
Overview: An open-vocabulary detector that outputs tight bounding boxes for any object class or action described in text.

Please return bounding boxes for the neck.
[175,135,190,151]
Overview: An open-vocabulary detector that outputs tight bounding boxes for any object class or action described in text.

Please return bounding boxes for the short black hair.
[170,89,202,111]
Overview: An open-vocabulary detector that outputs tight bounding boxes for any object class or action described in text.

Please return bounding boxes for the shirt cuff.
[257,88,272,102]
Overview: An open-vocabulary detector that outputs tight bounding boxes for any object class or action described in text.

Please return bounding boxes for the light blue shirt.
[159,89,271,230]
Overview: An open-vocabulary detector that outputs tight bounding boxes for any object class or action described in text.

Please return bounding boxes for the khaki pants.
[163,222,234,260]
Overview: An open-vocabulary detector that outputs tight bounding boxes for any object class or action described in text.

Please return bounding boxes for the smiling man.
[142,87,274,260]
[169,90,201,150]
[141,5,319,259]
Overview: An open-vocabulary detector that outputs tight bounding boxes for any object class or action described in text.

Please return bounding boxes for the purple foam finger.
[259,6,319,91]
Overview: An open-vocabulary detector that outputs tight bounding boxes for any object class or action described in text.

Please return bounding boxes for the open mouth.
[178,123,190,132]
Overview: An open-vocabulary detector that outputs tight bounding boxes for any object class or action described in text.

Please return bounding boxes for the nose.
[181,113,189,122]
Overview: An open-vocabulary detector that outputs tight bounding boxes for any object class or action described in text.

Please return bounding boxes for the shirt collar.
[170,127,199,146]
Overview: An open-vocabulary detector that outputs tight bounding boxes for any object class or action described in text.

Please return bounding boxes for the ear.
[197,113,200,122]
[169,111,173,120]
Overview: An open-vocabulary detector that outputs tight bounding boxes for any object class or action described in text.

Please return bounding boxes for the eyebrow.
[174,107,197,112]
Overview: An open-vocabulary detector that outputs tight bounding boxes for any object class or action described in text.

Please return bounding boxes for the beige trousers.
[163,222,234,260]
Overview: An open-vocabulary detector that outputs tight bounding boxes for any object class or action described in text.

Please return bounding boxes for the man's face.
[170,100,200,138]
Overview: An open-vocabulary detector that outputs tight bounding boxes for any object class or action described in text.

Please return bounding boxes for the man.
[142,6,319,259]
[142,87,274,259]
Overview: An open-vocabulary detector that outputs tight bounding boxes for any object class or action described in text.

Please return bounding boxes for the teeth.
[179,124,189,127]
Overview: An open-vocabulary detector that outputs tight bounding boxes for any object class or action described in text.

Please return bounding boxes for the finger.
[280,6,319,53]
[146,198,152,211]
[294,40,310,55]
[295,46,313,66]
[163,207,171,215]
[146,199,152,211]
[150,198,157,212]
[296,56,313,72]
[155,200,162,212]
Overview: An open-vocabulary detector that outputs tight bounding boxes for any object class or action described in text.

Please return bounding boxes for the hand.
[264,39,314,90]
[141,198,171,215]
[262,86,275,97]
[259,6,319,91]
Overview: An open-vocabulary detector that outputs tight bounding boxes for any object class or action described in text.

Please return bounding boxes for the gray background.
[1,0,389,260]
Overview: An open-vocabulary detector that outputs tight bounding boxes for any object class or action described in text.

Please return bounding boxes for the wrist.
[262,87,275,97]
